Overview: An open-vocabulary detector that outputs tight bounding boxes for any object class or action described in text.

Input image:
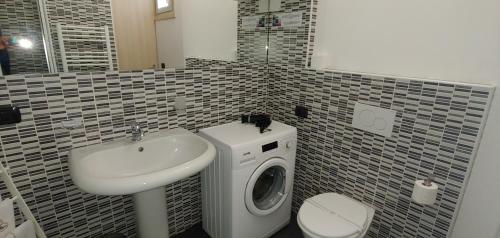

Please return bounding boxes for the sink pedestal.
[134,187,170,238]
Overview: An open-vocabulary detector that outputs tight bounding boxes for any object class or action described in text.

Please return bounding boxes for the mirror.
[264,0,309,67]
[239,0,308,67]
[0,0,284,76]
[0,0,50,75]
[112,0,240,70]
[1,0,263,76]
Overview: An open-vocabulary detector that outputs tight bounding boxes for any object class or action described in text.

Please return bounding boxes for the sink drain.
[138,147,144,152]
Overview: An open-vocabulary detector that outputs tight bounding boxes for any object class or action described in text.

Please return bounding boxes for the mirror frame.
[36,0,58,73]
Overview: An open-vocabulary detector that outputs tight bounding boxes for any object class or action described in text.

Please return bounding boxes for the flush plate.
[352,102,396,137]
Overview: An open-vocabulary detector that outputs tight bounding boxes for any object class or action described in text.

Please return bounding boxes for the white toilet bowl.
[297,193,375,238]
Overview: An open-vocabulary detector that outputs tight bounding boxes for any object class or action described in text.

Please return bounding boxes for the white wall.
[311,0,500,237]
[156,15,185,68]
[155,0,237,67]
[181,0,237,61]
[311,0,500,84]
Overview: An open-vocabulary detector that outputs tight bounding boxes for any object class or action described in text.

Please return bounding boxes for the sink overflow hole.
[138,147,144,152]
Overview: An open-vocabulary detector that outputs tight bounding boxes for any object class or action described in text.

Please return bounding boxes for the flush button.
[352,102,396,137]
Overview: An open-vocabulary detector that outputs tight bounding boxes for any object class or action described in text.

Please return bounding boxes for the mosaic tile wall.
[0,65,268,237]
[267,0,312,67]
[267,64,493,237]
[45,0,117,72]
[237,0,269,64]
[185,58,239,68]
[306,0,318,67]
[0,0,49,74]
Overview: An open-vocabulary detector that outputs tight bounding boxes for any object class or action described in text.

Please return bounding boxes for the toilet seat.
[297,193,369,238]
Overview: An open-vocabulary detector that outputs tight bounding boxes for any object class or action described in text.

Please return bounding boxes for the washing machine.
[199,121,297,238]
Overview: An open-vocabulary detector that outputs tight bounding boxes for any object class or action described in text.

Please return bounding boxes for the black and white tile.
[185,58,241,68]
[267,0,312,68]
[237,0,269,64]
[1,63,493,238]
[0,65,268,237]
[267,64,494,238]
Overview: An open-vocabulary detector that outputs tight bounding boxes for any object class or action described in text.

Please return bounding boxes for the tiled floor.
[172,213,303,238]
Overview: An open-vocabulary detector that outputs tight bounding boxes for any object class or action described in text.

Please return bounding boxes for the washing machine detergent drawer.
[233,147,258,168]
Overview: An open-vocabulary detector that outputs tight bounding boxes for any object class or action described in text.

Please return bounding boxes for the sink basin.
[68,128,216,238]
[69,128,216,195]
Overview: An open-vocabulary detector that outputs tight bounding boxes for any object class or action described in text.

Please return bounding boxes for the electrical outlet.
[295,105,308,119]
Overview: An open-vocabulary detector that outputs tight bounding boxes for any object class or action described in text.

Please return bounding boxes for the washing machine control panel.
[262,141,278,152]
[234,136,297,168]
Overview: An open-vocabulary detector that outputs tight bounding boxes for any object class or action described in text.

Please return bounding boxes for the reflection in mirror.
[1,0,271,75]
[0,0,49,75]
[112,0,239,70]
[90,0,238,71]
[48,0,116,73]
[266,0,310,68]
[150,0,238,69]
[238,0,273,64]
[239,0,303,66]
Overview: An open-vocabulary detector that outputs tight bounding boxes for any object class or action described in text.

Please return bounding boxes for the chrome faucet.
[129,122,144,142]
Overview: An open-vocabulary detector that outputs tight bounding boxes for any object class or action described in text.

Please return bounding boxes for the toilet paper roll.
[5,220,36,238]
[411,180,438,205]
[0,198,15,237]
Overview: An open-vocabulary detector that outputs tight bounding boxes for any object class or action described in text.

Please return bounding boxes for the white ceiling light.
[157,0,173,13]
[157,0,169,9]
[18,38,33,49]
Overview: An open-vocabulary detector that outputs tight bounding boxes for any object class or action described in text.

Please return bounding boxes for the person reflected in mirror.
[0,28,12,75]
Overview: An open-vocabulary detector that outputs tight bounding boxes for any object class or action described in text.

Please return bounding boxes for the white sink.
[68,128,216,238]
[69,128,215,195]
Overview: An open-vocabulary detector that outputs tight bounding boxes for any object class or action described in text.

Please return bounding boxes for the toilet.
[297,193,375,238]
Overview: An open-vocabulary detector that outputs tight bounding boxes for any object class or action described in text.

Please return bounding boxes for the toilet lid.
[298,193,368,238]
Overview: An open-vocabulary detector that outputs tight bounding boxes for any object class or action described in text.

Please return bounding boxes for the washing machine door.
[245,157,291,216]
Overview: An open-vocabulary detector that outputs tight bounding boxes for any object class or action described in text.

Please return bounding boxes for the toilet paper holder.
[422,174,434,187]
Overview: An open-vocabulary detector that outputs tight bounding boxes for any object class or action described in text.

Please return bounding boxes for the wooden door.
[111,0,158,70]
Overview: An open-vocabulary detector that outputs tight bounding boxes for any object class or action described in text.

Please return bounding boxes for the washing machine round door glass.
[245,158,290,216]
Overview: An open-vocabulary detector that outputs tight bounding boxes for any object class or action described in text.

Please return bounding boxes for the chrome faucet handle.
[128,122,144,141]
[129,122,140,131]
